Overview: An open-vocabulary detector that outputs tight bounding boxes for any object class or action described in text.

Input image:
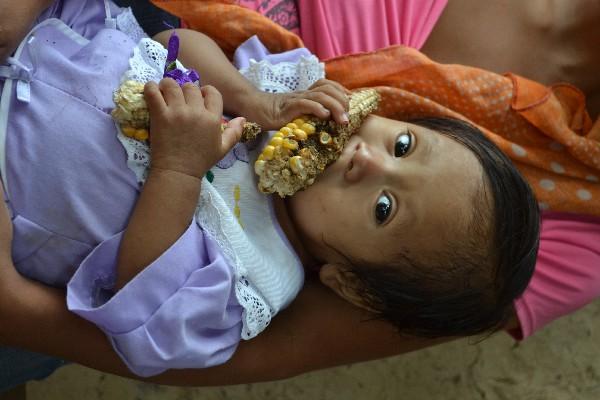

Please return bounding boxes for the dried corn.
[255,89,380,197]
[112,79,263,143]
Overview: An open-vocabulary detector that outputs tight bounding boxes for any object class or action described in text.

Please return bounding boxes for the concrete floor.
[27,301,600,400]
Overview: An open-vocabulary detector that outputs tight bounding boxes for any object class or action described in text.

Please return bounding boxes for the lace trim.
[240,55,324,93]
[196,183,273,339]
[116,7,148,44]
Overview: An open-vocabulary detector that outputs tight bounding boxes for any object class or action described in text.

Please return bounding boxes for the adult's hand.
[0,0,54,63]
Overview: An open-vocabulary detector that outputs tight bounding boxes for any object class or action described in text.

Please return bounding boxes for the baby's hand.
[250,79,350,131]
[144,78,245,178]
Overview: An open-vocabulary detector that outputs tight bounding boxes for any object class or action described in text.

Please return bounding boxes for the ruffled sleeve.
[66,221,243,377]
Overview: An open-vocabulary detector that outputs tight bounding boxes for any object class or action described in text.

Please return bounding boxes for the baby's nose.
[344,142,387,183]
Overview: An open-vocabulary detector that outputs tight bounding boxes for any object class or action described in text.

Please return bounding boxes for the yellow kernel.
[292,128,308,141]
[269,136,283,147]
[286,123,299,130]
[299,148,312,158]
[122,126,137,137]
[301,123,316,134]
[134,129,149,141]
[258,153,265,161]
[319,131,332,145]
[282,138,299,150]
[254,160,266,175]
[292,118,305,126]
[279,127,293,135]
[273,131,285,138]
[289,156,304,174]
[262,145,275,160]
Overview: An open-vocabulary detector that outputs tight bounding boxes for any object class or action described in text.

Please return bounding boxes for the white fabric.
[115,38,324,339]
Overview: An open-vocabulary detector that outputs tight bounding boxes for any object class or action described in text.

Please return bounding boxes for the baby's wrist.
[233,87,266,123]
[148,165,206,183]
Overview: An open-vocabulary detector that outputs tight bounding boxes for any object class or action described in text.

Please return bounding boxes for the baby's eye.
[375,193,392,224]
[395,131,413,157]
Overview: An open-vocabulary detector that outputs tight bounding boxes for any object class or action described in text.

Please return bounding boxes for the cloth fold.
[67,222,243,377]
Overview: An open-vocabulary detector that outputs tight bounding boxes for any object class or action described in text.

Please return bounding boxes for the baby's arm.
[0,0,54,63]
[152,29,350,130]
[114,79,244,290]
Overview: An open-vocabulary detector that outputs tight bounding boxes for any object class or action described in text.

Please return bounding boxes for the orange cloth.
[151,0,600,216]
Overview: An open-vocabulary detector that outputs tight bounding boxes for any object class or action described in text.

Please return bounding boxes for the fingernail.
[341,113,349,124]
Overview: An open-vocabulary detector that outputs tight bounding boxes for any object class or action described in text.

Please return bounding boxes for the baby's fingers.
[221,117,246,152]
[159,78,185,107]
[144,81,166,114]
[296,92,348,124]
[201,85,223,116]
[311,83,349,113]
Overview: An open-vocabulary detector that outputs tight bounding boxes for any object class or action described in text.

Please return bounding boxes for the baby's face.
[286,115,486,267]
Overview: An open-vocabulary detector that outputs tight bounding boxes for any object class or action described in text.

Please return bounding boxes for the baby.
[3,0,539,378]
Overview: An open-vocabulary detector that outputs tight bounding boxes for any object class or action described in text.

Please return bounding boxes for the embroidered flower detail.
[163,31,200,85]
[216,143,250,169]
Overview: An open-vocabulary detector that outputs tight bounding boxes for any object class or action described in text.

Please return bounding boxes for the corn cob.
[255,89,380,197]
[111,80,261,142]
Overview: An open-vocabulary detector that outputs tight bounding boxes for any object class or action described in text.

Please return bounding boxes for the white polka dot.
[577,189,592,201]
[540,179,555,191]
[550,162,565,174]
[511,144,527,157]
[586,175,599,182]
[538,202,550,210]
[549,141,564,151]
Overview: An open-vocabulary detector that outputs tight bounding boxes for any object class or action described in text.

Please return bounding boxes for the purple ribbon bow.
[163,31,200,85]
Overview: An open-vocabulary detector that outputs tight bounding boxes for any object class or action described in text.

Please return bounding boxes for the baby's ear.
[319,264,374,312]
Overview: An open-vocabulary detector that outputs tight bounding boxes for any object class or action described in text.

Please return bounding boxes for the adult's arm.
[0,0,54,63]
[1,263,448,385]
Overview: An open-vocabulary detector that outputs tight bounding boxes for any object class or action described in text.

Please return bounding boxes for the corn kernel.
[293,118,305,126]
[279,127,293,135]
[299,148,312,158]
[289,156,304,174]
[262,145,275,160]
[286,123,299,130]
[273,131,285,138]
[282,138,299,150]
[269,136,283,147]
[134,129,149,141]
[254,160,266,175]
[300,123,316,135]
[292,128,308,141]
[319,131,332,145]
[122,126,137,137]
[258,153,265,161]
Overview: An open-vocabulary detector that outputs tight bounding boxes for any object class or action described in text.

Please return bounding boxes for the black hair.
[349,117,540,338]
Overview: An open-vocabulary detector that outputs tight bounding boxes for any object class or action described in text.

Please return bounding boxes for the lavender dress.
[0,0,307,377]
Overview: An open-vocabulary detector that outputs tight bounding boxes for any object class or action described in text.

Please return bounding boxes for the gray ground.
[27,301,600,400]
